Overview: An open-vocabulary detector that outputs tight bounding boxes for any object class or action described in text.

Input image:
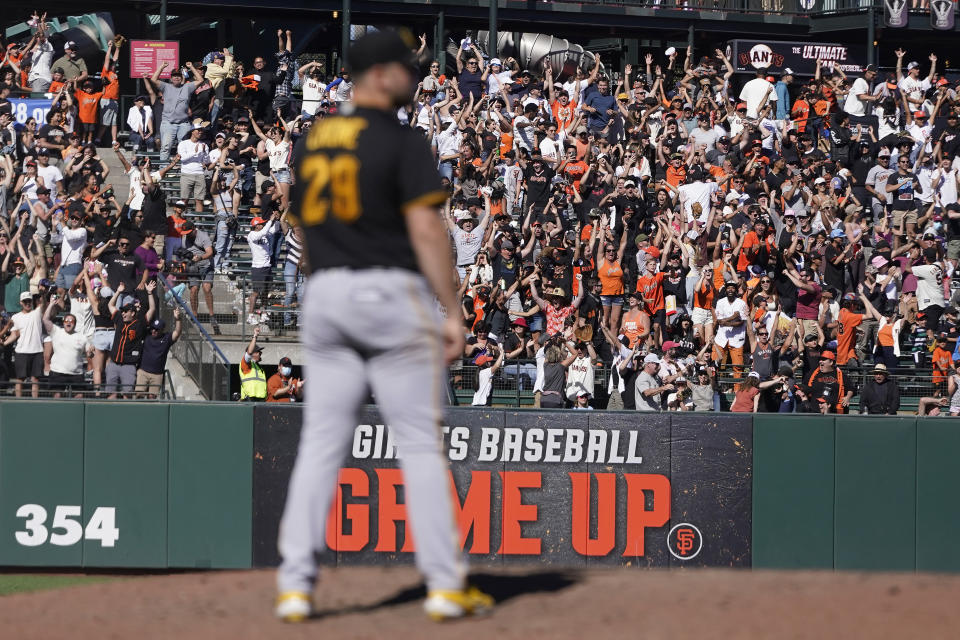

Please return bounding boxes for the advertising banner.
[252,407,753,568]
[729,40,866,77]
[884,0,909,27]
[7,98,54,126]
[930,0,955,30]
[129,40,179,79]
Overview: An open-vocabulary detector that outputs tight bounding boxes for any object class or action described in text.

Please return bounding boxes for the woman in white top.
[13,160,45,202]
[246,106,301,210]
[421,60,445,101]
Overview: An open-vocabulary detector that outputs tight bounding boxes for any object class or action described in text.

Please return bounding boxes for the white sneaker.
[275,591,311,623]
[247,313,259,325]
[260,311,270,323]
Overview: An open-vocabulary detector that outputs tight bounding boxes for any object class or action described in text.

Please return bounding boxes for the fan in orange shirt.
[932,334,953,393]
[98,46,121,144]
[665,153,687,187]
[498,121,514,157]
[736,220,773,273]
[636,250,665,343]
[836,300,864,366]
[550,93,577,131]
[791,92,812,133]
[560,146,589,191]
[619,292,651,348]
[74,78,104,144]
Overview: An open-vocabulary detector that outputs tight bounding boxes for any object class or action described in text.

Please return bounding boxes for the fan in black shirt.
[524,160,555,214]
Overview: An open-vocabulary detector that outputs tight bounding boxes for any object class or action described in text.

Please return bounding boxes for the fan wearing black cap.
[266,355,302,403]
[136,306,181,399]
[105,280,156,399]
[277,30,491,623]
[126,94,155,152]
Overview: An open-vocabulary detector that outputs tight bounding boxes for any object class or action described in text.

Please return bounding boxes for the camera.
[168,247,201,274]
[102,188,114,199]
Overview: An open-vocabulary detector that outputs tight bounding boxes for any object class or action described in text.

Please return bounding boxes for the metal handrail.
[0,379,166,399]
[451,357,941,408]
[156,277,231,400]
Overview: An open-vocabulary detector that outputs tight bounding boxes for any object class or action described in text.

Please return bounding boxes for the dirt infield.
[2,566,959,639]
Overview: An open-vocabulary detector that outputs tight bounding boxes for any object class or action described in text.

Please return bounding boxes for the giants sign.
[729,39,866,77]
[253,408,753,568]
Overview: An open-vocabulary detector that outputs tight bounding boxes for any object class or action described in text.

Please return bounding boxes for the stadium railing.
[570,0,904,16]
[0,379,168,400]
[161,274,301,341]
[451,357,939,411]
[157,277,231,400]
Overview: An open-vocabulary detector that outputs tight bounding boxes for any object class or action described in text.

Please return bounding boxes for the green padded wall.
[752,415,835,569]
[0,402,85,566]
[916,419,960,572]
[167,404,252,568]
[82,403,169,567]
[834,417,916,571]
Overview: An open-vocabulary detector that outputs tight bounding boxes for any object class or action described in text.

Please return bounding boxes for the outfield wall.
[0,401,955,571]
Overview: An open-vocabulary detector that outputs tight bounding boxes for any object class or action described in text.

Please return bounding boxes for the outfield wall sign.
[729,39,866,77]
[252,408,753,568]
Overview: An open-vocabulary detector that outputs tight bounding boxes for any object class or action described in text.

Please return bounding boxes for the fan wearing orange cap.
[804,349,853,414]
[471,345,504,406]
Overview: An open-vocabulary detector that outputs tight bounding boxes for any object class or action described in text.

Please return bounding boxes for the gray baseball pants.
[277,268,466,595]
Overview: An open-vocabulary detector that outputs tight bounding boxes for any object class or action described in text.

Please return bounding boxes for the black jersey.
[291,107,447,272]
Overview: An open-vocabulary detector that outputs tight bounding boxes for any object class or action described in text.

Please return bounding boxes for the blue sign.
[8,98,54,126]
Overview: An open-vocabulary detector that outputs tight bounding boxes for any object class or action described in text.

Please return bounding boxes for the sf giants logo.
[667,523,703,561]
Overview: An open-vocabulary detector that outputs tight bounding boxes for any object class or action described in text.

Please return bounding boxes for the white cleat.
[423,586,494,622]
[275,591,311,623]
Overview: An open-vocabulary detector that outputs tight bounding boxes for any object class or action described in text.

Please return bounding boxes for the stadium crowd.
[438,42,960,415]
[0,15,958,411]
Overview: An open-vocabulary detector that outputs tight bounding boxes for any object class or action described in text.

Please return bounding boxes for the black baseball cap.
[347,29,417,76]
[279,356,293,367]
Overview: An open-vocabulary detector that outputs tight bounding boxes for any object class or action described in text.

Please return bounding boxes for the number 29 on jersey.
[298,154,361,225]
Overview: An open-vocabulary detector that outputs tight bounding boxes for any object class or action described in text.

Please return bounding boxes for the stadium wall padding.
[0,401,253,569]
[0,401,958,571]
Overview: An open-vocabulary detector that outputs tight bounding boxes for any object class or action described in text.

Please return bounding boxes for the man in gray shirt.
[689,114,719,154]
[635,353,674,411]
[148,63,196,162]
